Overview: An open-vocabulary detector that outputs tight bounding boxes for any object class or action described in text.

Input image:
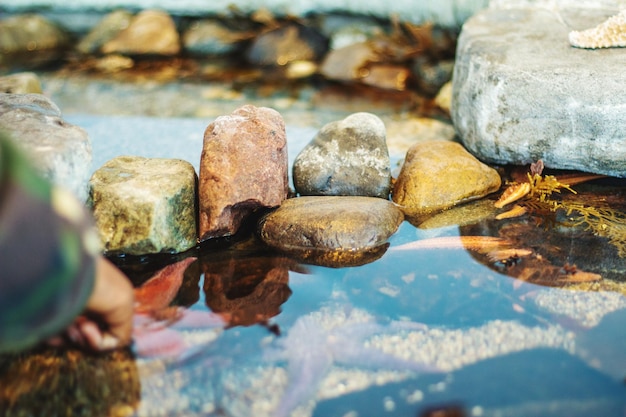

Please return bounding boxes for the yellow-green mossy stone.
[392,141,501,220]
[89,155,197,255]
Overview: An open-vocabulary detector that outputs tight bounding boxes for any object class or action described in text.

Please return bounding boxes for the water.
[2,82,626,417]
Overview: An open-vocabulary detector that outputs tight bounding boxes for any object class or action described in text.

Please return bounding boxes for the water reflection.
[2,215,626,416]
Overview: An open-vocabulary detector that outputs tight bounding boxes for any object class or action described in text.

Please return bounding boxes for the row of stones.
[0,9,456,95]
[0,87,499,267]
[88,104,500,265]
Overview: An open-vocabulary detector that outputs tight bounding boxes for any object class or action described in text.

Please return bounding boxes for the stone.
[391,141,501,221]
[258,196,404,266]
[182,19,251,56]
[198,105,289,241]
[245,23,328,66]
[384,115,457,161]
[452,3,626,177]
[101,10,181,56]
[293,112,391,198]
[0,72,42,94]
[0,93,92,201]
[88,155,197,255]
[76,9,134,55]
[0,14,71,69]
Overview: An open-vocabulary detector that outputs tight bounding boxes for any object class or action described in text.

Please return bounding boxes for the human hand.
[49,257,134,351]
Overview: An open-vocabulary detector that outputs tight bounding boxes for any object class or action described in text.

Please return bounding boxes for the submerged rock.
[258,196,404,266]
[245,23,328,66]
[198,104,289,241]
[101,10,181,56]
[0,93,91,201]
[76,9,134,55]
[293,112,391,198]
[392,141,501,221]
[182,19,252,56]
[0,14,71,69]
[88,155,197,255]
[0,72,42,94]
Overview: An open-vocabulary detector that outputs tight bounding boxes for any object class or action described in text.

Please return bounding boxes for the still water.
[1,115,626,417]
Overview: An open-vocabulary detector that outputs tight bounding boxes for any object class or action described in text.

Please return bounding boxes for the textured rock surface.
[0,14,71,68]
[198,105,289,241]
[0,72,43,94]
[293,112,391,198]
[452,3,626,177]
[258,196,404,266]
[76,9,134,54]
[88,155,197,255]
[0,93,92,201]
[392,141,501,221]
[101,9,181,56]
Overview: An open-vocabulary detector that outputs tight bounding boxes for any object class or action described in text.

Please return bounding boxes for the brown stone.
[101,10,180,56]
[392,141,501,221]
[258,196,404,266]
[198,105,289,240]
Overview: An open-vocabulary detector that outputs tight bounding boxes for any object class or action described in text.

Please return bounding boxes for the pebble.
[245,23,328,66]
[258,196,404,267]
[101,10,181,56]
[182,19,252,56]
[76,9,134,55]
[88,155,198,255]
[198,104,289,241]
[0,93,92,201]
[293,112,391,198]
[391,141,501,222]
[0,14,71,69]
[383,114,457,161]
[0,71,42,94]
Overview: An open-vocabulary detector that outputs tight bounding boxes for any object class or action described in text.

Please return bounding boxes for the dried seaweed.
[496,166,626,257]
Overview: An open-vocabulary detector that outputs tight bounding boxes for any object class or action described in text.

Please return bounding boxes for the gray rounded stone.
[293,112,391,198]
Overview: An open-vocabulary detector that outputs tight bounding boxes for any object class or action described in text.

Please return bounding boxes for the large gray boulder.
[452,2,626,177]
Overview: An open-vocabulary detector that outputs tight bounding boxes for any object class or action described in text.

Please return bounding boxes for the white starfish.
[569,9,626,49]
[267,307,442,417]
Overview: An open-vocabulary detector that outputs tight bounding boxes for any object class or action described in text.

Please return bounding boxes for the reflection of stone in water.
[0,348,139,416]
[202,252,294,327]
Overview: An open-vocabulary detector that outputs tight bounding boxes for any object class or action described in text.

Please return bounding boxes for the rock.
[0,93,92,201]
[88,155,197,255]
[317,15,386,50]
[293,112,391,198]
[198,105,289,241]
[452,3,626,177]
[245,23,328,66]
[434,80,452,115]
[411,57,455,96]
[0,14,71,69]
[319,42,378,83]
[101,10,181,56]
[0,72,42,94]
[258,196,404,267]
[76,9,134,55]
[182,19,252,56]
[391,141,501,221]
[384,115,457,161]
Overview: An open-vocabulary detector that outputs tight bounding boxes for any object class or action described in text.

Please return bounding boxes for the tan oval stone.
[102,10,180,56]
[258,196,404,266]
[392,141,501,220]
[88,156,197,255]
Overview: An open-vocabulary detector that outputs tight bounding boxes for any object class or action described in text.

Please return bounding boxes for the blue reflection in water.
[133,221,626,417]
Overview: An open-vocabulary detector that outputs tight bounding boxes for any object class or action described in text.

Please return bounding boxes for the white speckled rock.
[452,2,626,177]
